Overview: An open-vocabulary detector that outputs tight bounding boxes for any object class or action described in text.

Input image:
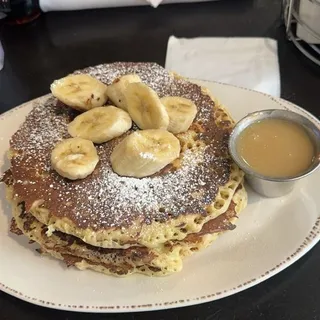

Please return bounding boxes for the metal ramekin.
[228,109,320,198]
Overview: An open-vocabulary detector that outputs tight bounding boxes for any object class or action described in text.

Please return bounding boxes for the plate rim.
[1,80,319,313]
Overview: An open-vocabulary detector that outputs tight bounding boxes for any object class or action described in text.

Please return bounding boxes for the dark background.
[1,0,320,319]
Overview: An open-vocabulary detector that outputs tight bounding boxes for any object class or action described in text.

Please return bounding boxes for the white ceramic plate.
[1,80,319,313]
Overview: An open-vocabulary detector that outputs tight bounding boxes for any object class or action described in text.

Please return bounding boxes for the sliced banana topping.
[51,138,99,180]
[50,74,108,112]
[68,106,132,144]
[106,74,141,111]
[110,129,180,178]
[125,82,169,130]
[160,96,197,134]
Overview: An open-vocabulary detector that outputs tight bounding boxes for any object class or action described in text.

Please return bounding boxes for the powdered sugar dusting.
[77,62,212,121]
[9,63,230,230]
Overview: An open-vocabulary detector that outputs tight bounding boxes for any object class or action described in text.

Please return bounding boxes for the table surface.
[1,0,320,319]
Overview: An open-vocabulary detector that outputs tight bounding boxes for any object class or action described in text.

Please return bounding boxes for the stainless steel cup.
[228,109,320,198]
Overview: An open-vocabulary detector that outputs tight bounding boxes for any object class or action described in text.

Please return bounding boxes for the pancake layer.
[10,184,246,276]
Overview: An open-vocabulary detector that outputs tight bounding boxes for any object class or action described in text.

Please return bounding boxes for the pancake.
[10,184,247,276]
[4,62,245,250]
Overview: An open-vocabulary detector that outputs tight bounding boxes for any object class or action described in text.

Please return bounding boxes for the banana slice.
[160,96,197,134]
[106,74,141,111]
[126,82,169,130]
[51,138,99,180]
[68,106,132,144]
[50,74,108,112]
[110,129,180,178]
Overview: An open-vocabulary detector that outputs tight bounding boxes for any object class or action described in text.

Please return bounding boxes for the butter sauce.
[237,118,315,177]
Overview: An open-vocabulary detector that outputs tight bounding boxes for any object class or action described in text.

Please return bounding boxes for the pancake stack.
[1,63,247,276]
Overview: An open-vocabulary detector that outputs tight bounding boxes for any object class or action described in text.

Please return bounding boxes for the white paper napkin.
[40,0,213,11]
[147,0,163,7]
[165,36,280,97]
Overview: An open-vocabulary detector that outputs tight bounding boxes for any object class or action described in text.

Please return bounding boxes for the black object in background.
[0,0,40,24]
